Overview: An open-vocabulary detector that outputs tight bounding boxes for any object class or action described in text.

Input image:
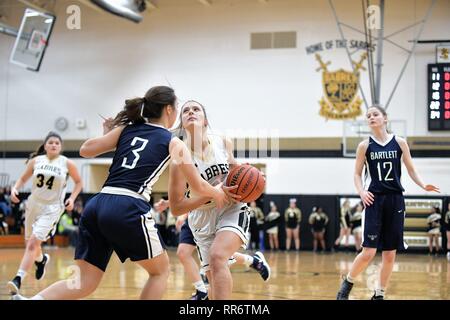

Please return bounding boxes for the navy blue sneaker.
[190,290,208,300]
[336,277,353,300]
[251,251,271,281]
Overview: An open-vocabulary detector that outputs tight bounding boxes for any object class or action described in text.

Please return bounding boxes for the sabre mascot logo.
[315,53,366,120]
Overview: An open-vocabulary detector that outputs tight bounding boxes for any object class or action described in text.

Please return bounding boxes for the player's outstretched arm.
[169,137,228,209]
[80,126,125,158]
[168,161,211,216]
[397,137,440,193]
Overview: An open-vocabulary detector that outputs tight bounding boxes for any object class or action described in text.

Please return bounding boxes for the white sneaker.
[447,252,450,261]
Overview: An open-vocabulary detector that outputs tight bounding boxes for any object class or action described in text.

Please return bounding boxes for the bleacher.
[403,198,443,248]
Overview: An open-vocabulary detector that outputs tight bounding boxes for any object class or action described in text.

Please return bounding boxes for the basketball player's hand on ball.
[10,187,20,203]
[360,190,374,207]
[222,184,241,203]
[423,184,440,193]
[65,198,75,211]
[212,183,229,209]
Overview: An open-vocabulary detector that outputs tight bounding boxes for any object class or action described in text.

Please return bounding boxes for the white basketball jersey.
[31,155,69,203]
[187,134,230,210]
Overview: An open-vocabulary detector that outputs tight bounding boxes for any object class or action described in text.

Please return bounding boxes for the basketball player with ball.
[169,100,269,300]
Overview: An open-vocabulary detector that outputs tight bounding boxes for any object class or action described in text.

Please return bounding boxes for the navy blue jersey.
[103,123,172,200]
[365,135,404,194]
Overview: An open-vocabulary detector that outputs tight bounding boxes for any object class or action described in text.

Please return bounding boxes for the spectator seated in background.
[0,187,12,218]
[58,211,79,247]
[0,205,8,235]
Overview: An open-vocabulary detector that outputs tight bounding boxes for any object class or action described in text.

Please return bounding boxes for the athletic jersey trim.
[370,134,394,147]
[138,155,171,198]
[101,186,149,202]
[145,122,169,131]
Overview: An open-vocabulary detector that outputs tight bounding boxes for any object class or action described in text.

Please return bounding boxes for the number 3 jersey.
[32,155,69,203]
[103,123,172,201]
[365,134,404,194]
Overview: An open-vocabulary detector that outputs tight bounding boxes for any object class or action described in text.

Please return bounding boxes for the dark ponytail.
[27,131,63,163]
[113,86,177,127]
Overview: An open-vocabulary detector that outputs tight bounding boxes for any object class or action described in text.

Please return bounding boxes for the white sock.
[31,294,45,300]
[16,269,27,280]
[243,255,254,267]
[194,280,207,293]
[375,288,385,297]
[346,274,354,283]
[35,253,44,263]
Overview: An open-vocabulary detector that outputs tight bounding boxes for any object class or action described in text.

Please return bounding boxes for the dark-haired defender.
[12,86,229,300]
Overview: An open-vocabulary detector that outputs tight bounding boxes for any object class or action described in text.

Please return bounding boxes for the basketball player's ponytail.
[27,131,63,163]
[113,97,146,126]
[113,86,177,127]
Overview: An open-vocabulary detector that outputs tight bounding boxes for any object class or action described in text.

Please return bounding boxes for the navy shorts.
[75,193,166,272]
[362,193,406,251]
[179,219,196,246]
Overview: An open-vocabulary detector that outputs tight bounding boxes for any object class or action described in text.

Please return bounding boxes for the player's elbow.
[169,201,186,216]
[171,206,187,216]
[79,144,95,158]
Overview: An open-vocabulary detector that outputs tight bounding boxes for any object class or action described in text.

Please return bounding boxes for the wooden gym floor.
[0,248,448,300]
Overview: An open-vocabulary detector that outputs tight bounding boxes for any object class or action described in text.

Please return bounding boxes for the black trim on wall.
[0,151,115,159]
[2,149,450,158]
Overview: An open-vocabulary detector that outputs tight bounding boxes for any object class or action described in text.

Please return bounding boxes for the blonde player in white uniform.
[7,132,83,294]
[169,100,270,300]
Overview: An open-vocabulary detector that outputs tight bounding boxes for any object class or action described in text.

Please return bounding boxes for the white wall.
[3,157,449,195]
[0,0,449,141]
[253,157,450,195]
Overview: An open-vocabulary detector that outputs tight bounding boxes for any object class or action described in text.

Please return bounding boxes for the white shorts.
[25,196,64,241]
[266,226,278,234]
[428,228,440,235]
[352,226,362,235]
[188,203,250,271]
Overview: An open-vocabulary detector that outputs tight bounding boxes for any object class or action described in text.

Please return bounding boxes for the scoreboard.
[428,63,450,131]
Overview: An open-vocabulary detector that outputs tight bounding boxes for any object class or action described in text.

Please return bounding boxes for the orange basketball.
[226,164,265,203]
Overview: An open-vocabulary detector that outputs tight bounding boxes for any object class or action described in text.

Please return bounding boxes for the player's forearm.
[354,174,365,195]
[170,196,211,216]
[69,181,83,201]
[407,169,426,190]
[190,179,220,199]
[13,178,27,191]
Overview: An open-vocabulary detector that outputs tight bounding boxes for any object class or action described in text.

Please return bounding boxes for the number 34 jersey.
[103,123,172,201]
[32,155,69,203]
[365,134,404,194]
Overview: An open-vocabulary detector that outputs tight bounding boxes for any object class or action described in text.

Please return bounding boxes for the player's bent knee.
[361,248,376,260]
[177,247,191,261]
[209,251,228,269]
